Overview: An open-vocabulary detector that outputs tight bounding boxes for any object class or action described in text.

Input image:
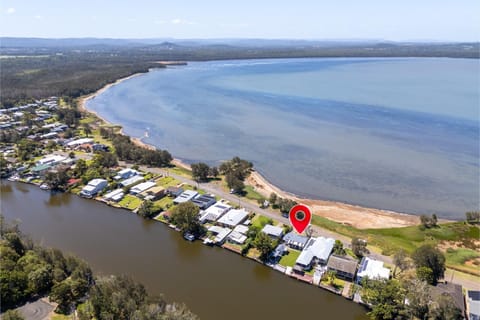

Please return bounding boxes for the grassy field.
[156,176,180,188]
[251,214,273,229]
[154,196,174,210]
[279,249,301,267]
[167,166,192,177]
[243,185,266,202]
[118,194,143,210]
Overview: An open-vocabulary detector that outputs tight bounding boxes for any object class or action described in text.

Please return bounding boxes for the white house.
[199,202,232,223]
[227,231,247,244]
[295,236,335,269]
[120,175,144,188]
[80,179,108,198]
[216,208,249,228]
[173,190,198,204]
[114,168,140,181]
[130,181,156,195]
[103,188,124,202]
[36,154,67,166]
[208,226,232,244]
[66,138,94,148]
[261,224,284,238]
[356,257,390,284]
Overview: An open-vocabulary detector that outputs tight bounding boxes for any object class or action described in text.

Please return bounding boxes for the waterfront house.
[467,290,480,320]
[139,185,166,200]
[207,226,232,244]
[166,186,184,197]
[130,181,156,195]
[92,143,109,152]
[191,194,216,210]
[199,202,232,223]
[356,257,390,284]
[120,175,144,188]
[173,190,198,204]
[261,224,284,239]
[103,188,125,202]
[295,237,335,270]
[216,208,249,228]
[30,163,53,177]
[430,283,466,319]
[233,225,249,235]
[283,231,309,250]
[80,179,108,198]
[115,168,138,182]
[326,255,359,281]
[272,243,288,261]
[227,231,247,245]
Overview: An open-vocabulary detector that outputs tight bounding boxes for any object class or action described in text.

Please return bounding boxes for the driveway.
[15,298,55,320]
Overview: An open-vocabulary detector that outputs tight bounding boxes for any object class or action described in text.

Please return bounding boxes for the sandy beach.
[78,69,426,230]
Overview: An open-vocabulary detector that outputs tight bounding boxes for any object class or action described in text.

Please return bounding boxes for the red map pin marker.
[289,204,312,234]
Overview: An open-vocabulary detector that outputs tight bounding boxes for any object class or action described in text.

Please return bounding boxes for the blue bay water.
[87,58,479,219]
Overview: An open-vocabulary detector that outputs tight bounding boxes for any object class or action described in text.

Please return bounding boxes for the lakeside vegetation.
[0,216,198,319]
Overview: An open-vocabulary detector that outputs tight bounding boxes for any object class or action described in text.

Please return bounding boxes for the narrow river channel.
[1,181,368,320]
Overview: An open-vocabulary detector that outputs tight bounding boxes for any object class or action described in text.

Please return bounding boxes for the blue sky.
[1,0,479,41]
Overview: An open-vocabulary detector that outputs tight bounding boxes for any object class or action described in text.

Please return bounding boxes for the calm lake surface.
[86,58,479,219]
[1,181,368,320]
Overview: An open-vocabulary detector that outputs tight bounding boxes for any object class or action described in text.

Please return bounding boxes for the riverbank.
[78,68,432,230]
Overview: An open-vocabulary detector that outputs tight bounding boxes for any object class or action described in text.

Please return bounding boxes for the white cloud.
[34,15,43,20]
[171,18,195,25]
[6,7,15,14]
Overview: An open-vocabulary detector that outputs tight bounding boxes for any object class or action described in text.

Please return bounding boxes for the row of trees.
[99,128,172,167]
[268,193,297,213]
[190,162,219,182]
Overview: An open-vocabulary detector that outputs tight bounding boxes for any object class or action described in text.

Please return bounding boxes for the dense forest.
[0,215,198,319]
[1,39,478,104]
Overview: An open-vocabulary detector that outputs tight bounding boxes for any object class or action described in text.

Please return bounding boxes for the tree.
[253,232,276,262]
[170,202,205,237]
[411,244,445,285]
[420,214,438,229]
[2,310,25,320]
[466,211,480,224]
[73,159,88,177]
[28,265,53,293]
[50,281,74,313]
[428,294,463,320]
[333,240,346,256]
[92,151,117,168]
[416,266,434,285]
[82,123,92,137]
[393,249,409,276]
[269,193,277,207]
[209,166,219,178]
[137,200,160,219]
[325,270,337,286]
[403,278,431,320]
[191,162,210,182]
[361,278,406,320]
[351,238,369,257]
[44,170,69,191]
[225,172,245,194]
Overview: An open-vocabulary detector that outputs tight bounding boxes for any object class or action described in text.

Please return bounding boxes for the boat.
[39,183,51,190]
[183,233,195,241]
[203,238,214,246]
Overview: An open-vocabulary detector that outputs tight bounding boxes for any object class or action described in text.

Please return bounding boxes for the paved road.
[15,298,55,320]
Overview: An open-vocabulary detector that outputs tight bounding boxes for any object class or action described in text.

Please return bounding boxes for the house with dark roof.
[191,194,216,210]
[327,255,358,281]
[430,283,465,319]
[282,231,309,250]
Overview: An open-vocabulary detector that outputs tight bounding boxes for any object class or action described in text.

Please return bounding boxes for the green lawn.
[118,194,143,210]
[154,196,174,209]
[279,249,301,267]
[445,248,480,266]
[167,166,192,177]
[243,185,266,202]
[156,176,180,188]
[251,215,273,229]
